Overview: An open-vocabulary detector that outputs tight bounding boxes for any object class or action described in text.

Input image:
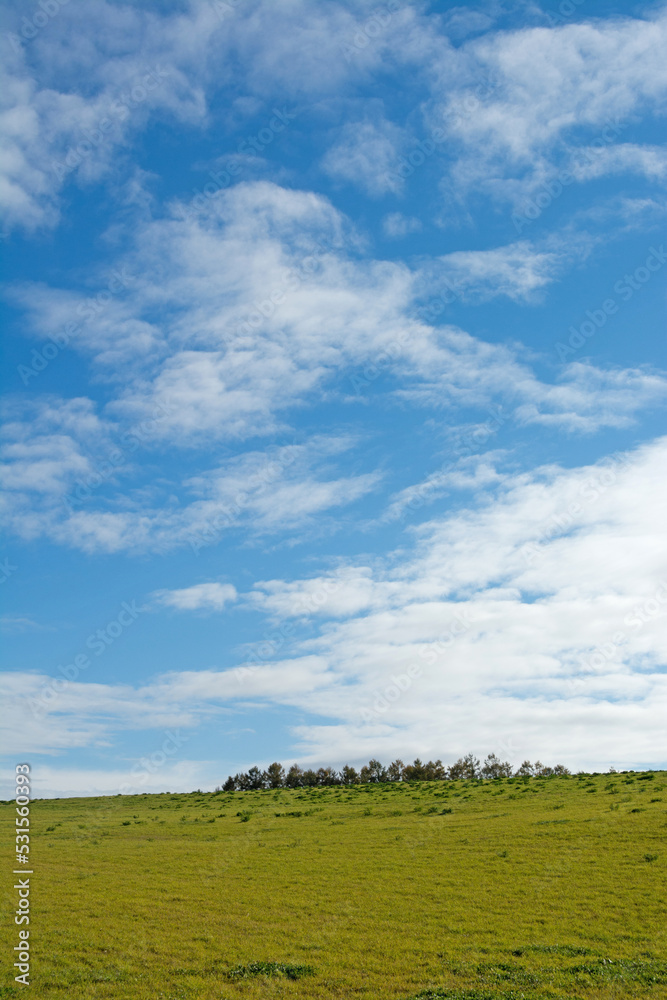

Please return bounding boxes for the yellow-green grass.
[1,771,666,999]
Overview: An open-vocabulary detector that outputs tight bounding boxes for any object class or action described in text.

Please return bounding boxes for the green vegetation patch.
[567,958,667,985]
[512,944,593,957]
[407,990,567,999]
[227,960,315,980]
[1,770,664,999]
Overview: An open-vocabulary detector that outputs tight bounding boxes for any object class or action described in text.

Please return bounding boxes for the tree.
[316,767,339,786]
[448,753,480,780]
[264,762,285,788]
[424,759,447,780]
[403,758,426,781]
[552,764,571,776]
[340,764,359,784]
[481,753,513,779]
[514,760,536,777]
[386,759,404,782]
[222,775,236,791]
[245,765,265,789]
[285,764,304,788]
[366,758,388,783]
[302,768,319,787]
[531,761,552,777]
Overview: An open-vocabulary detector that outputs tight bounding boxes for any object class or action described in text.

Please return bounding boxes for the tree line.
[219,753,571,791]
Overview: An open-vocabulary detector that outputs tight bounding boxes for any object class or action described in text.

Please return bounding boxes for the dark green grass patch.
[407,990,568,999]
[512,944,594,957]
[567,958,667,985]
[227,960,315,980]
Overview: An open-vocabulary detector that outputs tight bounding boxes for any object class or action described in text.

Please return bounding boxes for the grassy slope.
[1,771,666,999]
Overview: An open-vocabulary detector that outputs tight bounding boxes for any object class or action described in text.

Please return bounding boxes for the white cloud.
[14,182,662,445]
[0,432,381,553]
[3,1,666,232]
[0,397,108,504]
[3,438,665,783]
[17,760,214,798]
[0,433,91,494]
[152,582,237,612]
[382,212,422,237]
[569,143,667,183]
[427,8,667,204]
[321,117,407,196]
[3,182,665,554]
[430,241,563,302]
[233,437,667,768]
[0,0,438,232]
[0,0,218,231]
[0,615,42,633]
[381,453,506,523]
[514,363,667,433]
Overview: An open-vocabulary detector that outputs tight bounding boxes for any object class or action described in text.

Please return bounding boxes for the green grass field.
[2,770,666,999]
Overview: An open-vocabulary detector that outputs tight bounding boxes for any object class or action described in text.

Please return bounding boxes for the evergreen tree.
[386,759,404,782]
[285,764,304,788]
[481,753,513,779]
[264,762,285,788]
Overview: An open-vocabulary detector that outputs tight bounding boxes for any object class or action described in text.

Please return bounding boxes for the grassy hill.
[1,769,666,999]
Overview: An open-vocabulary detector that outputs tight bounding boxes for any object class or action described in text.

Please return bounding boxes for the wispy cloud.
[5,438,666,773]
[152,582,238,612]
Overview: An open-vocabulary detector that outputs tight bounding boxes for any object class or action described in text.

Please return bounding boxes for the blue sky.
[1,0,666,797]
